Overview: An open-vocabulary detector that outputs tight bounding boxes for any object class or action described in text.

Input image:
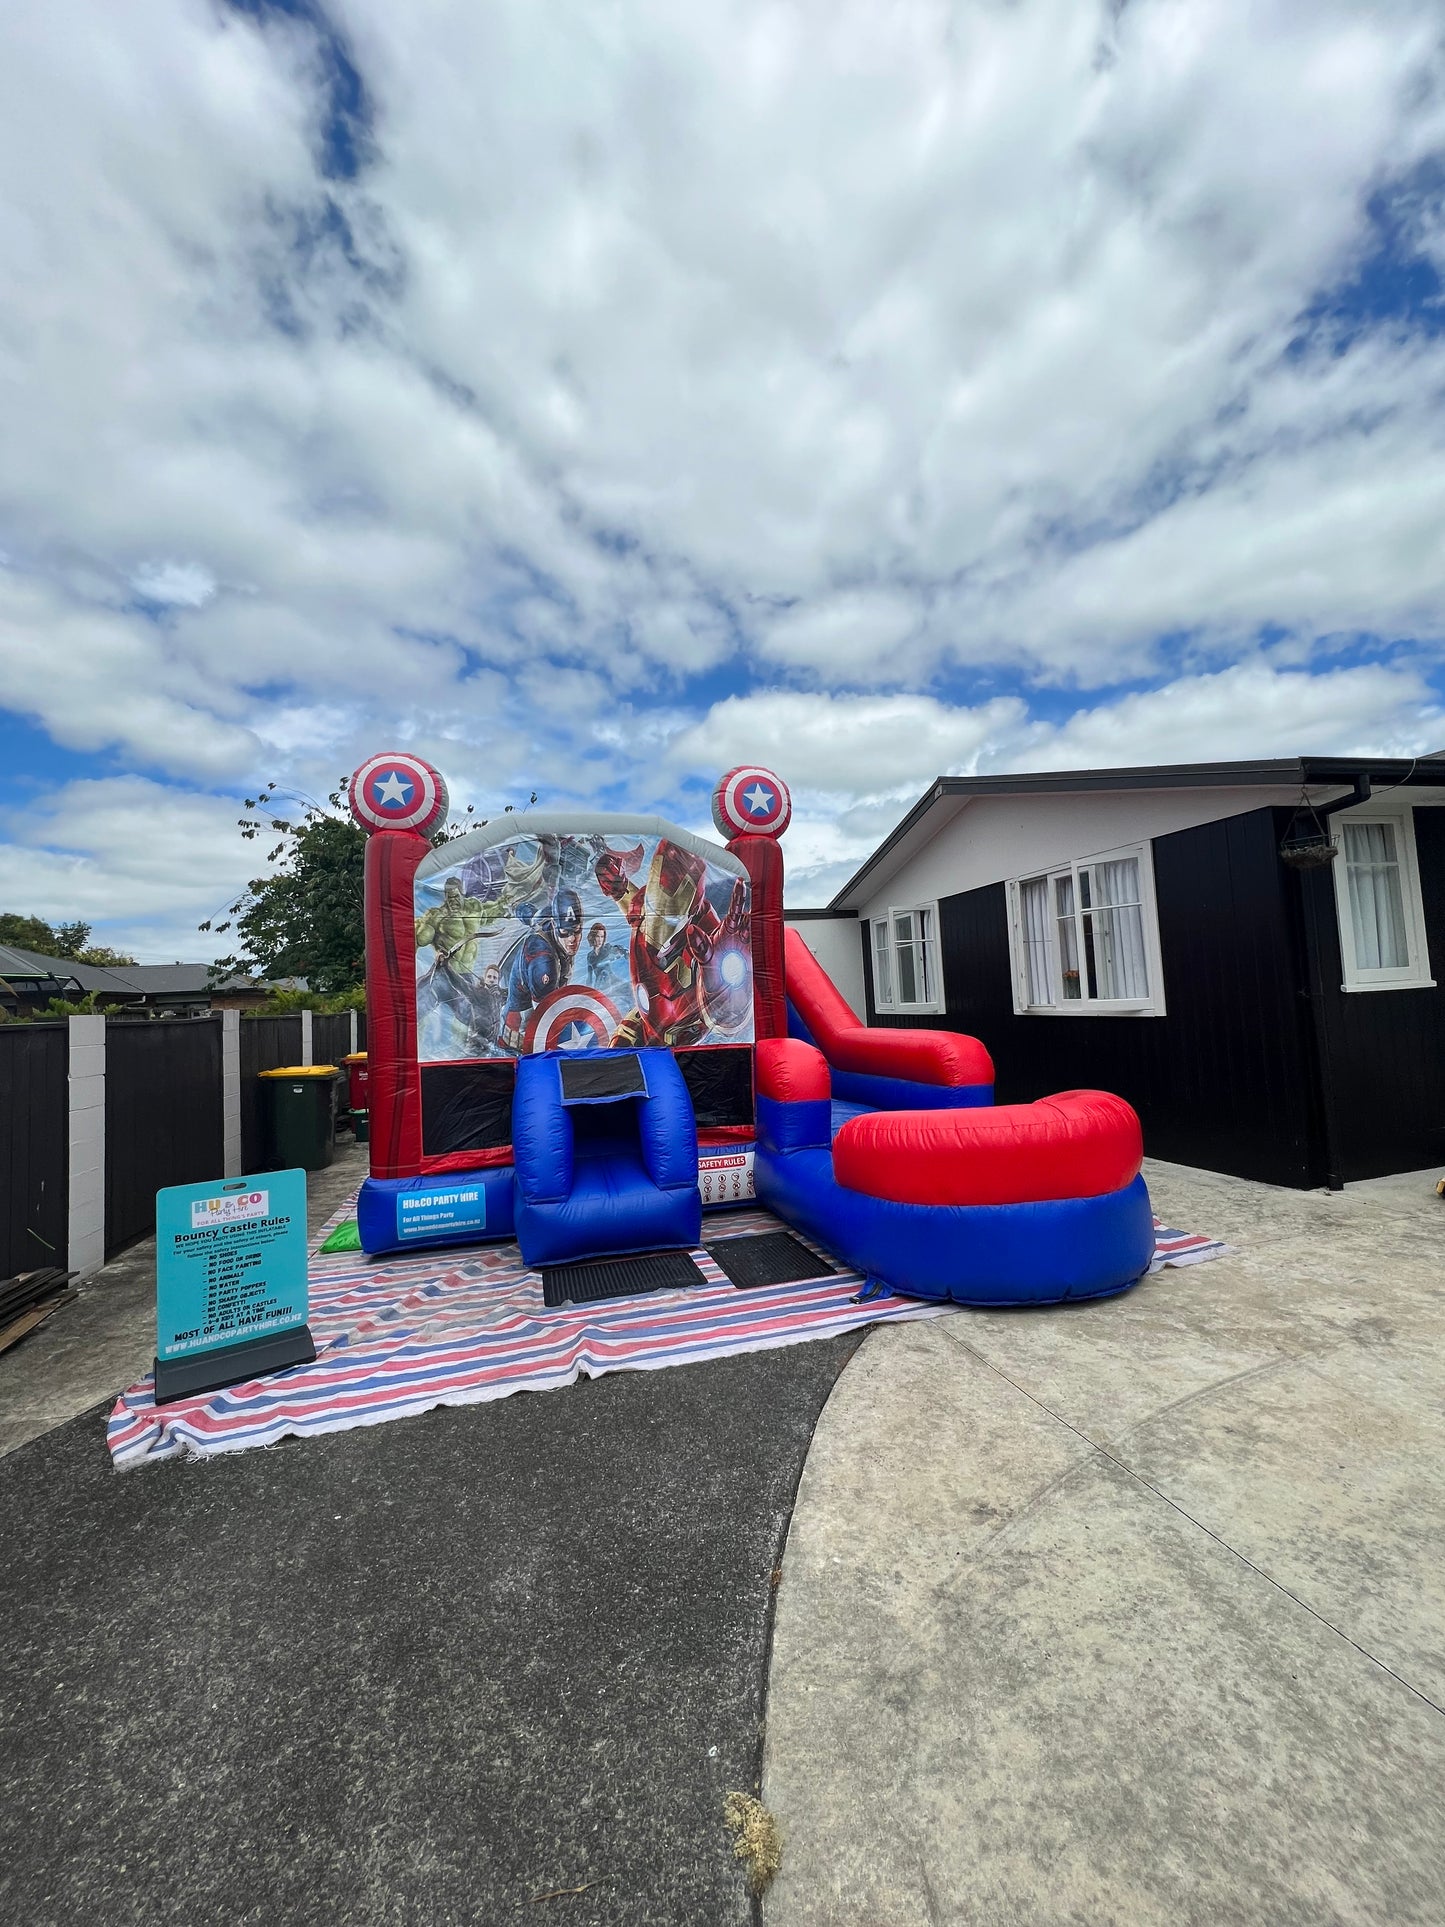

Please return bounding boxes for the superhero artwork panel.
[412,816,755,1064]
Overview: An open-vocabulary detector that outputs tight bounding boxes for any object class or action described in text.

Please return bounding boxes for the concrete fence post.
[222,1009,242,1178]
[300,1008,313,1067]
[66,1013,106,1277]
[349,1007,358,1054]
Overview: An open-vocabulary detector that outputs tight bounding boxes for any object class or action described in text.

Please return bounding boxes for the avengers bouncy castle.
[349,752,1154,1304]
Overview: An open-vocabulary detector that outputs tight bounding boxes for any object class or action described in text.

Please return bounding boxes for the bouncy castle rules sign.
[153,1171,315,1404]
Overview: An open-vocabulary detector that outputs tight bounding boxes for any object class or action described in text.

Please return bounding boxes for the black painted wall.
[863,807,1327,1187]
[1298,805,1445,1182]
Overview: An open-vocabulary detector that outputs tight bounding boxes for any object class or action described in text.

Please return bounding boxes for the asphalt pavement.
[0,1329,861,1927]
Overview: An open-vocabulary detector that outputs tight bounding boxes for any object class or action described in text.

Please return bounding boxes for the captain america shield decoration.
[349,752,450,836]
[712,765,791,839]
[524,985,622,1053]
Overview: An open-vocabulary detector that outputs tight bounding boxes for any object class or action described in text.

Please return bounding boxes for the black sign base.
[153,1326,317,1405]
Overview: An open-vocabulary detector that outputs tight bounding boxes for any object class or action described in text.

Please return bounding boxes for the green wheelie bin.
[257,1064,341,1171]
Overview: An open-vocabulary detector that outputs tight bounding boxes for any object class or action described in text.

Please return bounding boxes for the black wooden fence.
[239,1015,304,1175]
[105,1019,225,1259]
[312,1012,353,1068]
[0,1022,68,1277]
[1,1009,368,1278]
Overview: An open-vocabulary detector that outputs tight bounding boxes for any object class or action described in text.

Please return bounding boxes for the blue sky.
[2,0,1445,957]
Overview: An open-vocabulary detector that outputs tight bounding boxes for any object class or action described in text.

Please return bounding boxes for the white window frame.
[870,901,945,1015]
[1331,805,1434,993]
[1006,843,1166,1018]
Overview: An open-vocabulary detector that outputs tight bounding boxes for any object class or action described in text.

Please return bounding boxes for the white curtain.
[1020,878,1053,1004]
[1054,873,1081,997]
[1091,857,1149,1000]
[1343,822,1408,970]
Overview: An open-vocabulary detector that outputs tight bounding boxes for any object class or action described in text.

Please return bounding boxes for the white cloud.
[1,0,1445,923]
[726,660,1444,902]
[130,560,218,607]
[0,776,257,962]
[670,689,1026,792]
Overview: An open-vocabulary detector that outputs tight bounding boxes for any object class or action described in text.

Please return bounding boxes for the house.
[0,948,275,1016]
[786,753,1445,1189]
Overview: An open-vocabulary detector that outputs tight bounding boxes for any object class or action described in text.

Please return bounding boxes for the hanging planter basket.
[1279,798,1338,870]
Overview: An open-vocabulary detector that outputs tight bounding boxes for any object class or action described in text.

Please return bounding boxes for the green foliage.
[0,913,136,967]
[39,990,106,1018]
[245,985,366,1015]
[206,778,517,996]
[205,784,368,995]
[0,912,60,953]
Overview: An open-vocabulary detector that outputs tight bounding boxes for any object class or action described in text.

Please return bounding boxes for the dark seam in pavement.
[951,1337,1445,1724]
[749,1328,867,1926]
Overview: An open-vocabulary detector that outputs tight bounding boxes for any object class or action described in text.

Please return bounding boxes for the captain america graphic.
[497,887,585,1054]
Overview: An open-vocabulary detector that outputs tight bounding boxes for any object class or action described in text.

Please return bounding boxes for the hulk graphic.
[414,877,497,974]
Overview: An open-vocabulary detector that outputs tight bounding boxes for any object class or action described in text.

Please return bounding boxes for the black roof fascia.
[783,906,858,920]
[828,752,1445,910]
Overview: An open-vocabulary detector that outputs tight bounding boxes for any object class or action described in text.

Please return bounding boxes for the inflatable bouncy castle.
[348,752,1154,1304]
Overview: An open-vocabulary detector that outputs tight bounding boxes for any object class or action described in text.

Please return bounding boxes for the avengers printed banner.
[413,818,754,1063]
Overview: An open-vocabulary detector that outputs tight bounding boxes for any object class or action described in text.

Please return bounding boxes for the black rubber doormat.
[703,1231,838,1291]
[540,1249,706,1307]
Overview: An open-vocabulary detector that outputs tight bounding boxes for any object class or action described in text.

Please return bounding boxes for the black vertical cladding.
[0,1022,69,1276]
[105,1018,226,1256]
[1300,805,1445,1182]
[866,807,1321,1187]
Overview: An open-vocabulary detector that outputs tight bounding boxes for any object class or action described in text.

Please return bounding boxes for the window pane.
[1020,877,1054,1005]
[873,921,892,1005]
[917,908,934,1003]
[1343,822,1409,970]
[1055,875,1081,998]
[1089,858,1149,999]
[896,929,919,1004]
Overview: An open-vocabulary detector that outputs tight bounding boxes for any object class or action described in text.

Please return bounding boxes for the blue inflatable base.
[357,1169,517,1256]
[756,1148,1154,1306]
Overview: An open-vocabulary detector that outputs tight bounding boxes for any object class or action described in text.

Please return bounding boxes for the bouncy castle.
[349,751,1154,1303]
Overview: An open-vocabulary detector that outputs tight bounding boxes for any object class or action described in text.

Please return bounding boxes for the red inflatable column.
[349,752,451,1181]
[712,765,792,1043]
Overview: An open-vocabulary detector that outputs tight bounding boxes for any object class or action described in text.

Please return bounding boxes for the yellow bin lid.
[257,1064,339,1078]
[342,1051,368,1063]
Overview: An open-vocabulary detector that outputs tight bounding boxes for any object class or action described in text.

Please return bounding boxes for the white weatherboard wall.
[785,916,865,1019]
[66,1013,106,1276]
[854,786,1301,928]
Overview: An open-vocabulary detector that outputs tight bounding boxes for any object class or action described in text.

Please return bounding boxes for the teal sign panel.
[156,1170,309,1365]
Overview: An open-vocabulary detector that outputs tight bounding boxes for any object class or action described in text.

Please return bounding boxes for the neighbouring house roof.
[0,943,82,991]
[828,750,1445,912]
[0,947,262,1001]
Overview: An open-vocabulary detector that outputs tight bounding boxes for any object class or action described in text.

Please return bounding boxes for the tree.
[205,779,516,995]
[0,912,136,967]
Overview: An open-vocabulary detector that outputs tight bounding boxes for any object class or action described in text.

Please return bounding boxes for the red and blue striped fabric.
[106,1204,1225,1469]
[1149,1221,1228,1266]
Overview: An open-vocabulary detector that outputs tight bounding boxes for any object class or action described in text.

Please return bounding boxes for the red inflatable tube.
[834,1090,1143,1207]
[756,1037,830,1103]
[784,928,992,1087]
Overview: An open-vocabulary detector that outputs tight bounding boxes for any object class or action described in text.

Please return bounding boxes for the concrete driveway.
[761,1157,1445,1925]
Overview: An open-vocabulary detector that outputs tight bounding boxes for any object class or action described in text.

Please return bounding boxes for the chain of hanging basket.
[1278,784,1339,869]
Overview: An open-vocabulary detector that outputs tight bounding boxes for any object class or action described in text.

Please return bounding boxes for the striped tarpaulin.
[106,1205,1226,1469]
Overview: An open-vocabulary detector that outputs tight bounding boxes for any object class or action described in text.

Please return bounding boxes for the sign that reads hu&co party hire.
[153,1170,315,1404]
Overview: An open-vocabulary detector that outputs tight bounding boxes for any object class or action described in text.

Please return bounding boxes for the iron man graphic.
[593,839,752,1047]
